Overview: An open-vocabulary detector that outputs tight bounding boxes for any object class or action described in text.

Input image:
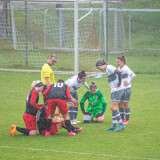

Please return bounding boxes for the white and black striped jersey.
[118,65,135,89]
[105,65,123,93]
[65,75,88,94]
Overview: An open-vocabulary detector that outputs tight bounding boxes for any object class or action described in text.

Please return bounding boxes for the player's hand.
[71,97,78,106]
[115,84,119,88]
[123,81,129,86]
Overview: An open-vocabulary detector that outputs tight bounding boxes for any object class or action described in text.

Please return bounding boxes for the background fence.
[0,0,160,73]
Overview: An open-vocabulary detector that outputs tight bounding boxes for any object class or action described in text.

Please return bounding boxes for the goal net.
[0,0,102,72]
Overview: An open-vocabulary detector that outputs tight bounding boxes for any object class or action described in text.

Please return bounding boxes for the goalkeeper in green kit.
[80,81,107,123]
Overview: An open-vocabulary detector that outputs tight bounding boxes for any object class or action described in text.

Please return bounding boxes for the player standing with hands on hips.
[41,54,57,102]
[96,60,125,131]
[116,56,135,124]
[65,70,89,124]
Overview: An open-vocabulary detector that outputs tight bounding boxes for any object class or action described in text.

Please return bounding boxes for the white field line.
[0,146,159,160]
[0,68,105,76]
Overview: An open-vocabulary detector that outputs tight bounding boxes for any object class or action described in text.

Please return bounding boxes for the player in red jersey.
[42,79,83,136]
[9,80,45,136]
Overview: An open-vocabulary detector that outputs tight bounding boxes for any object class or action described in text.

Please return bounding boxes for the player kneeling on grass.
[10,81,45,136]
[42,79,83,136]
[37,105,82,135]
[80,81,107,123]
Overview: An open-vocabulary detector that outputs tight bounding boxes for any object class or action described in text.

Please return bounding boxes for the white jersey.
[118,65,135,89]
[65,75,88,94]
[105,65,123,93]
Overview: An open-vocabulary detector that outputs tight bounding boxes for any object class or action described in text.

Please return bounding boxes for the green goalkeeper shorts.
[86,108,102,117]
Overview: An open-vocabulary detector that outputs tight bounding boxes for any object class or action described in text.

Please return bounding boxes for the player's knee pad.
[83,115,92,123]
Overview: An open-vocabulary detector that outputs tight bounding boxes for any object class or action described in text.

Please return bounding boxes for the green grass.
[0,71,160,160]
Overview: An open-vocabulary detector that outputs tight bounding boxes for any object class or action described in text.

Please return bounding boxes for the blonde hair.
[31,80,42,89]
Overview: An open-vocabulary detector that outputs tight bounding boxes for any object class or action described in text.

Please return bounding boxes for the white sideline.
[0,146,159,160]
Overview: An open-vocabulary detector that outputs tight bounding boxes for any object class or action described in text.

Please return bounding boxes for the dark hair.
[116,56,126,64]
[90,81,97,89]
[78,70,86,79]
[58,79,64,83]
[96,60,108,67]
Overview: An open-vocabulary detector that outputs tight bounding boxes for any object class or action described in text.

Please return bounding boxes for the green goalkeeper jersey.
[80,90,107,113]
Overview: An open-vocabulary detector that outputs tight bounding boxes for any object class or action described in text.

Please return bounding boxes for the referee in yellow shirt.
[41,54,57,102]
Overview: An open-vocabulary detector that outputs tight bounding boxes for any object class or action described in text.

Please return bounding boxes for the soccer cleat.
[9,125,17,136]
[68,131,76,136]
[45,131,51,136]
[75,127,83,133]
[105,126,120,131]
[118,124,125,130]
[74,125,79,128]
[73,119,81,124]
[105,126,115,131]
[123,120,130,124]
[114,128,120,131]
[71,120,77,125]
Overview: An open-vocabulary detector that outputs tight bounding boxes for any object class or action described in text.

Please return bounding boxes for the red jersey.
[25,89,43,116]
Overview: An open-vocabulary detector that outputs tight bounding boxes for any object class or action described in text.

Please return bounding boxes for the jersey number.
[54,83,63,88]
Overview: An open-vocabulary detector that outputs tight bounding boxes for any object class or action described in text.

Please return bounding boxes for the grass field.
[0,71,160,160]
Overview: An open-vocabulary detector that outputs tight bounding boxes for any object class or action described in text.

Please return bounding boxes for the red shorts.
[23,113,37,130]
[47,99,68,115]
[39,124,58,135]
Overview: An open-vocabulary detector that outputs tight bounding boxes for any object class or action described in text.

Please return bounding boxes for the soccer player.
[65,70,90,124]
[37,106,83,135]
[9,81,44,136]
[41,54,57,102]
[116,56,136,124]
[96,60,125,131]
[42,79,83,136]
[80,81,107,123]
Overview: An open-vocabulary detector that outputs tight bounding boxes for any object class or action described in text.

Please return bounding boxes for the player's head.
[48,54,57,66]
[58,79,64,83]
[96,60,108,71]
[116,56,126,67]
[78,70,86,82]
[90,81,97,95]
[31,80,44,92]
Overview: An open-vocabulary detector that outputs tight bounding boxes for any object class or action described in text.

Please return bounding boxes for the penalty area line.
[0,146,159,160]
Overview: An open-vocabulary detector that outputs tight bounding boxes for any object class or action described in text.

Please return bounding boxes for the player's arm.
[128,72,136,85]
[80,91,89,113]
[45,77,51,88]
[83,82,89,90]
[65,85,71,100]
[42,85,51,99]
[30,91,41,111]
[97,90,107,113]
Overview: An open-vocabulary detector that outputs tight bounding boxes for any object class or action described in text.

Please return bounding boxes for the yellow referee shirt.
[41,63,56,85]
